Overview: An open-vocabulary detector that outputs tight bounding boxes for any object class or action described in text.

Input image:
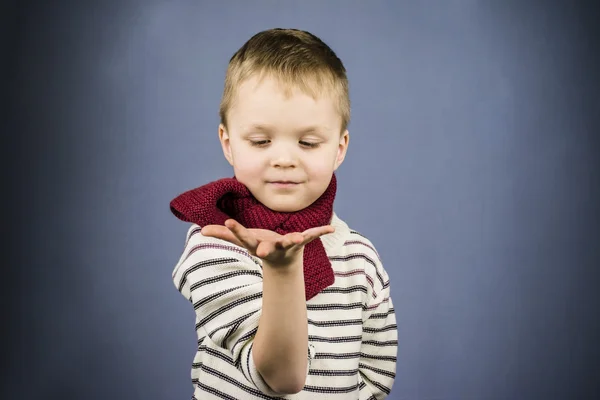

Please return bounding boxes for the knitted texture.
[170,173,338,300]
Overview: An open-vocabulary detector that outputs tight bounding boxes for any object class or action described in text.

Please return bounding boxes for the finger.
[259,237,288,257]
[255,234,299,258]
[279,233,303,250]
[256,241,271,258]
[301,225,335,243]
[225,219,259,251]
[201,225,244,247]
[302,225,335,237]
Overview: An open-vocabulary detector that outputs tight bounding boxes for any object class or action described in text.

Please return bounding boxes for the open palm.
[200,219,335,266]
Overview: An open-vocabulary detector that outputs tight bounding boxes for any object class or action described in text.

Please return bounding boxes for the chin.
[266,204,302,213]
[262,200,306,213]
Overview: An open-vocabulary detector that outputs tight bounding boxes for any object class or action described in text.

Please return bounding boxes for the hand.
[200,219,335,267]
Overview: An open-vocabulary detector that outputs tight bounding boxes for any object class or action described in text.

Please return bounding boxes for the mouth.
[269,181,300,187]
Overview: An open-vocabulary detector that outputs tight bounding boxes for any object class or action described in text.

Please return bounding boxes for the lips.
[269,181,300,188]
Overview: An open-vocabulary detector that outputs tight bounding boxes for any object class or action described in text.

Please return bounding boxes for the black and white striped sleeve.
[172,224,284,396]
[358,250,398,400]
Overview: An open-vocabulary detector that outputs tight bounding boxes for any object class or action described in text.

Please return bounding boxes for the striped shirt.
[172,212,397,399]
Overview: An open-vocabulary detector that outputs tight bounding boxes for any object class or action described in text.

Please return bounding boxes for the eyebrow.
[244,124,274,133]
[244,124,326,135]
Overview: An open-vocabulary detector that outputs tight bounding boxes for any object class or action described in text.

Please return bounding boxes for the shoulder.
[334,213,383,269]
[172,223,264,300]
[175,223,262,273]
[340,221,390,300]
[346,228,384,265]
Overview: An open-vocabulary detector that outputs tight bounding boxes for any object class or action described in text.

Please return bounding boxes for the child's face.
[219,75,349,212]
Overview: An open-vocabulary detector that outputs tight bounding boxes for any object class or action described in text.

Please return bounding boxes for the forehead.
[229,75,341,133]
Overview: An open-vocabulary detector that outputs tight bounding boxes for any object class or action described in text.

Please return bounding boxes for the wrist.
[262,254,303,273]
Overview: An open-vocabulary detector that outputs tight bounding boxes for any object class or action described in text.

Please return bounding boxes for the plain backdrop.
[3,1,599,399]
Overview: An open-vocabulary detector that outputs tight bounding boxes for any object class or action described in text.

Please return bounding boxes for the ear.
[219,124,234,166]
[333,130,349,171]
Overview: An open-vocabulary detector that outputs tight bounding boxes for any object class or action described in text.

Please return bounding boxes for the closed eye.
[249,140,270,147]
[249,140,320,148]
[300,141,320,148]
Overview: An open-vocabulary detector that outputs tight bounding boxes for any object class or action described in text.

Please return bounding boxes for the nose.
[270,146,298,168]
[271,156,297,168]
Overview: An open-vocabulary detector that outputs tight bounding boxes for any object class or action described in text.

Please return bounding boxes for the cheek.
[311,149,338,168]
[304,160,335,182]
[231,150,262,174]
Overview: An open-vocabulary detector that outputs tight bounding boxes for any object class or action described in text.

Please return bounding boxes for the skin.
[201,74,350,394]
[219,74,349,213]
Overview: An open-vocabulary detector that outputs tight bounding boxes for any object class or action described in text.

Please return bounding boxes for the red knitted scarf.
[170,173,338,300]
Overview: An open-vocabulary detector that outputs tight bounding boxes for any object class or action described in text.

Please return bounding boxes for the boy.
[170,28,397,399]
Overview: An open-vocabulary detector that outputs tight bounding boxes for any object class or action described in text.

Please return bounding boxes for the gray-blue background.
[4,1,599,399]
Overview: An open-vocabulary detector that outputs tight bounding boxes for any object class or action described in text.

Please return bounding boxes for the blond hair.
[219,28,350,133]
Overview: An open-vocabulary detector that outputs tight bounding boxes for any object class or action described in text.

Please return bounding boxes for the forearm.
[253,258,308,394]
